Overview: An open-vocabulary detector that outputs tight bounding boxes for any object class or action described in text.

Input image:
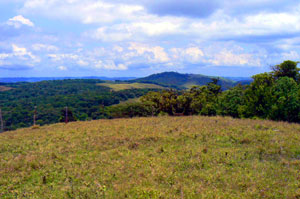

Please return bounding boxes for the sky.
[0,0,300,77]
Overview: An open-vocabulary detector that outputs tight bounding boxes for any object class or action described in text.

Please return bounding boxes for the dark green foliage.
[217,85,246,118]
[239,73,274,118]
[107,103,152,118]
[59,108,77,123]
[0,79,160,130]
[140,90,180,115]
[188,84,221,116]
[272,60,300,82]
[268,77,300,122]
[138,79,222,116]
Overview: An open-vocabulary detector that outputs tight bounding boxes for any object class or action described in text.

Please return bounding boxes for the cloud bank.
[0,0,299,76]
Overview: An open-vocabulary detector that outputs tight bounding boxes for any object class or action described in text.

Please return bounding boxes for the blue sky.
[0,0,300,77]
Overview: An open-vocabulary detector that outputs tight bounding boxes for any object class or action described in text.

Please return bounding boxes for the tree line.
[109,60,300,123]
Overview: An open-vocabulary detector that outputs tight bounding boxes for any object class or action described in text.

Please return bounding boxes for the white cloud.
[32,44,58,51]
[13,44,28,57]
[128,43,170,63]
[48,53,79,62]
[281,51,300,60]
[58,65,67,70]
[17,0,300,43]
[170,47,204,63]
[20,0,300,44]
[7,15,34,28]
[85,15,184,42]
[46,50,128,71]
[4,0,300,74]
[77,59,89,66]
[0,53,10,59]
[0,44,39,68]
[88,26,132,42]
[12,44,40,62]
[189,11,300,40]
[185,47,204,61]
[207,49,261,67]
[22,0,144,24]
[113,46,124,53]
[130,21,181,36]
[95,60,127,70]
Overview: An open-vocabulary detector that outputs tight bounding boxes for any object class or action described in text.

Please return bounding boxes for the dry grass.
[97,83,164,91]
[0,86,13,92]
[117,97,140,105]
[1,116,300,198]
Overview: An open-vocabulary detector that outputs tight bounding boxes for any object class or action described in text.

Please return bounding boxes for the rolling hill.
[1,116,300,198]
[130,72,236,89]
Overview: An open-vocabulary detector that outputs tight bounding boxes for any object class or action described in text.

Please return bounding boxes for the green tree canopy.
[272,60,300,82]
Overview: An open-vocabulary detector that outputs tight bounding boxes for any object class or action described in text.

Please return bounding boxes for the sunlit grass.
[1,116,300,198]
[117,97,140,105]
[0,86,12,92]
[97,83,164,91]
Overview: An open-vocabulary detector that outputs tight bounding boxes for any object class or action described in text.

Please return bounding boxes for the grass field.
[1,116,300,198]
[117,97,140,105]
[183,82,200,89]
[0,86,12,92]
[97,82,164,91]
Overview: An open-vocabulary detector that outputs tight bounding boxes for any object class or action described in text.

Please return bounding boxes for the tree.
[268,77,300,122]
[240,73,274,118]
[272,60,300,82]
[207,78,222,95]
[217,85,245,118]
[140,91,162,116]
[188,83,220,116]
[140,90,179,116]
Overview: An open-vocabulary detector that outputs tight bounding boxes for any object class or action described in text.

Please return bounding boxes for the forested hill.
[0,79,162,130]
[129,72,236,89]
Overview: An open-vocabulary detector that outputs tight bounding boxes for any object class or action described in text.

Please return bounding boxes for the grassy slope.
[1,116,300,198]
[0,86,12,91]
[97,83,165,91]
[116,97,140,105]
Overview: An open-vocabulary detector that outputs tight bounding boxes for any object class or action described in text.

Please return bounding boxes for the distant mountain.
[130,72,236,89]
[0,74,253,87]
[0,76,136,83]
[84,76,137,81]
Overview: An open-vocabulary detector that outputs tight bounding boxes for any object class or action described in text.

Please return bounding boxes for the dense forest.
[0,79,161,130]
[109,60,300,123]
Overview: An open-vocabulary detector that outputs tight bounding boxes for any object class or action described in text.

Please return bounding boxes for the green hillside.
[130,72,236,89]
[97,82,165,91]
[1,116,300,198]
